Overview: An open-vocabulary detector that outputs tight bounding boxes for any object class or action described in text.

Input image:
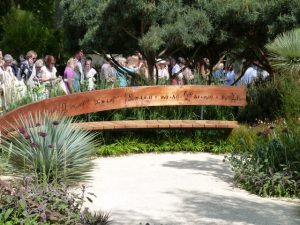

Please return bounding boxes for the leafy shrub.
[0,178,111,225]
[278,74,300,121]
[0,113,98,185]
[227,123,300,197]
[266,28,300,75]
[238,80,283,123]
[98,130,233,156]
[0,8,63,57]
[228,125,258,152]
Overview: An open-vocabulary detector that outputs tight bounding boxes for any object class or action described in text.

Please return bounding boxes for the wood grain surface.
[0,85,246,133]
[75,120,239,130]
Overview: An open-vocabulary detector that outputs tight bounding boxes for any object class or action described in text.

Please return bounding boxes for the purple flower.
[48,144,54,149]
[31,142,39,148]
[18,127,26,135]
[38,132,47,138]
[52,121,60,126]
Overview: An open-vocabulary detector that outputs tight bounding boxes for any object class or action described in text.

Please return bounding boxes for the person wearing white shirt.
[40,55,62,97]
[170,58,183,85]
[154,59,169,84]
[41,55,57,84]
[241,65,258,85]
[74,49,84,84]
[84,59,97,91]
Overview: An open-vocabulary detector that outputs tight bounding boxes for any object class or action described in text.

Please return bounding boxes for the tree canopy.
[1,0,300,72]
[60,0,300,76]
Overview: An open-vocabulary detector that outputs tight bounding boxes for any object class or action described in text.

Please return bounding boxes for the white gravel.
[84,152,300,225]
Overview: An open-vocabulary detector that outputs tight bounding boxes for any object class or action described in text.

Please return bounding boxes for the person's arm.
[65,69,74,93]
[212,54,226,72]
[40,70,49,82]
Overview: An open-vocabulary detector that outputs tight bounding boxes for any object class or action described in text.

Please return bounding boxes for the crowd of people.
[0,48,269,113]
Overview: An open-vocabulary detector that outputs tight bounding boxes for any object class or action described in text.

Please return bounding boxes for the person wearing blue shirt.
[115,57,138,87]
[241,65,258,85]
[212,63,225,84]
[225,63,235,86]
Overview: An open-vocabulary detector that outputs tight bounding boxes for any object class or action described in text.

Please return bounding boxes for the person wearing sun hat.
[154,58,169,84]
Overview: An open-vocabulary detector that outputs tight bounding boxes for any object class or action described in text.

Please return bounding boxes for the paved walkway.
[85,153,300,225]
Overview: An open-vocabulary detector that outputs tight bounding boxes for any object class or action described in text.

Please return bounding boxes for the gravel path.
[85,153,300,225]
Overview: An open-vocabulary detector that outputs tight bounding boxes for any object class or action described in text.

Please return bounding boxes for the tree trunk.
[142,51,157,84]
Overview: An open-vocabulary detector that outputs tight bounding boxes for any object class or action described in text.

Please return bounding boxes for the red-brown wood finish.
[0,86,246,133]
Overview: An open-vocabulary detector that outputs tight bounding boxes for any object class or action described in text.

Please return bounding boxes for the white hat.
[156,59,166,64]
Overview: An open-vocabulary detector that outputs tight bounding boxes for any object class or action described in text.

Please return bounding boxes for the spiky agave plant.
[0,112,98,185]
[266,28,300,75]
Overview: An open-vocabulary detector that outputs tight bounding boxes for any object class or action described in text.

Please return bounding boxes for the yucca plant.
[0,113,98,185]
[266,28,300,75]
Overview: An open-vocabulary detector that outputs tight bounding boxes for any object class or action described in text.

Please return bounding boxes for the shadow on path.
[162,157,233,183]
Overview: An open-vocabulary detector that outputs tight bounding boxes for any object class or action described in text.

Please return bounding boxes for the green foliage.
[76,104,237,124]
[97,130,233,156]
[0,180,111,224]
[266,28,300,75]
[227,123,300,197]
[13,0,58,27]
[3,85,66,115]
[238,80,283,123]
[0,8,63,57]
[228,125,258,152]
[60,0,300,68]
[5,93,34,112]
[0,113,98,185]
[238,72,300,123]
[279,74,300,120]
[61,0,212,78]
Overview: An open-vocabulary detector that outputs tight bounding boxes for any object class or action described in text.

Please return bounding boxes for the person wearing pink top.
[64,58,76,94]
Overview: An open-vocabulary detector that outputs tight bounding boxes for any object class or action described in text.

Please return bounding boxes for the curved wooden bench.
[0,85,246,133]
[75,120,239,131]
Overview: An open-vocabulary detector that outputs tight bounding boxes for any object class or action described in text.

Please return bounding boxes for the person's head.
[26,50,37,64]
[75,49,84,60]
[116,57,127,67]
[105,54,112,63]
[203,58,210,67]
[218,63,224,70]
[178,57,186,66]
[19,54,25,63]
[85,59,92,70]
[45,55,56,70]
[12,59,18,65]
[226,63,233,71]
[66,58,76,69]
[156,59,166,69]
[4,54,13,67]
[35,59,44,72]
[165,58,170,66]
[170,57,176,66]
[134,51,143,60]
